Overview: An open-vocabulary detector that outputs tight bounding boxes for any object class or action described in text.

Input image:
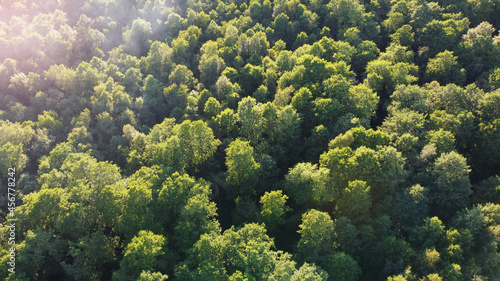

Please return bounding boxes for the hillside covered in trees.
[1,0,500,280]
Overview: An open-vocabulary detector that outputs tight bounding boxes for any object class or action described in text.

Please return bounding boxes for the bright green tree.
[336,180,372,225]
[297,209,335,263]
[225,139,261,195]
[119,230,166,278]
[259,190,290,232]
[425,51,465,85]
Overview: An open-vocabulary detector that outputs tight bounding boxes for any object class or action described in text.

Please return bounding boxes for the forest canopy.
[1,0,500,280]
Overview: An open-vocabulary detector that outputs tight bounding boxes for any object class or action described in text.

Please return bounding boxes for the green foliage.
[285,162,333,207]
[431,151,472,218]
[176,223,326,280]
[120,230,166,278]
[365,59,418,97]
[329,126,390,150]
[137,271,169,281]
[326,0,379,40]
[117,180,155,238]
[320,251,362,281]
[425,51,465,85]
[337,180,372,225]
[291,263,329,281]
[319,146,354,189]
[393,184,430,231]
[297,209,335,262]
[489,67,500,90]
[63,231,117,281]
[143,119,221,171]
[7,230,66,280]
[225,139,261,195]
[199,41,225,86]
[419,18,469,57]
[348,84,379,119]
[3,1,500,280]
[259,190,290,231]
[380,109,426,137]
[174,187,219,250]
[0,142,28,178]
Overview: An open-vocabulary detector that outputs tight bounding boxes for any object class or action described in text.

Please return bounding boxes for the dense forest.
[1,0,500,280]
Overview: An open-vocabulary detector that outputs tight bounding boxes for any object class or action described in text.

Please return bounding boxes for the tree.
[319,252,362,281]
[277,50,297,73]
[347,84,379,119]
[409,216,447,251]
[466,0,498,26]
[326,0,379,40]
[156,173,210,225]
[425,51,465,85]
[393,184,430,232]
[380,109,426,137]
[74,61,101,97]
[122,67,142,96]
[273,13,291,42]
[259,190,290,232]
[490,68,500,90]
[461,22,499,80]
[239,63,265,95]
[426,129,456,155]
[291,87,314,134]
[372,236,415,278]
[285,162,333,207]
[171,26,201,65]
[0,142,28,179]
[168,64,197,89]
[176,223,326,280]
[6,230,66,280]
[119,230,166,278]
[122,18,153,57]
[116,180,155,238]
[62,231,116,281]
[146,119,221,171]
[320,146,354,190]
[336,180,372,225]
[297,209,335,263]
[388,84,428,114]
[199,41,225,86]
[162,83,189,117]
[379,43,414,64]
[291,263,328,281]
[352,40,380,76]
[237,97,263,143]
[143,41,173,79]
[365,59,418,98]
[174,190,219,250]
[204,97,221,117]
[431,151,472,219]
[376,145,408,201]
[419,18,469,57]
[213,108,238,139]
[173,120,221,169]
[329,126,390,150]
[225,139,260,195]
[390,25,414,47]
[268,104,302,166]
[37,110,64,141]
[137,271,169,281]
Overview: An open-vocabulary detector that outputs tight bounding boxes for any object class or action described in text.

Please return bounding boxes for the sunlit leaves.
[225,139,260,195]
[120,230,166,278]
[259,190,290,231]
[297,209,335,263]
[141,119,221,172]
